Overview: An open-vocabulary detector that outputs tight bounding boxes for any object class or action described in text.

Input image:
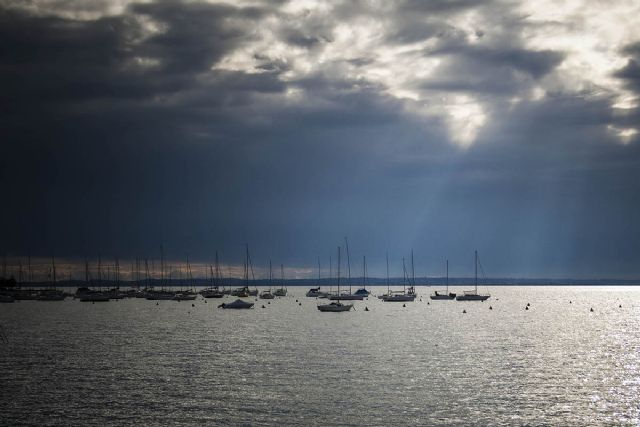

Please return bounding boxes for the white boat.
[430,260,456,300]
[219,299,254,309]
[318,246,353,312]
[306,287,328,298]
[382,255,417,302]
[307,258,329,297]
[259,290,275,299]
[329,293,364,301]
[383,292,416,302]
[172,293,197,301]
[456,251,490,301]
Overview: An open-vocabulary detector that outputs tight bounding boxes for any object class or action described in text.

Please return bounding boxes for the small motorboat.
[218,299,254,309]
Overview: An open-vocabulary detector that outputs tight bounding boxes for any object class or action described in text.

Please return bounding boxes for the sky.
[1,0,640,280]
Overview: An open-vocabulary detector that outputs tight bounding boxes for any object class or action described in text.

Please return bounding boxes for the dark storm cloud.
[614,42,640,93]
[1,1,639,278]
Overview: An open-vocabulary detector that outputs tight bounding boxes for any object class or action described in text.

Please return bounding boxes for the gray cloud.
[1,1,639,278]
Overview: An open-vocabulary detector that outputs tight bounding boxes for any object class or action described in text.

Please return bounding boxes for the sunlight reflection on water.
[1,286,639,425]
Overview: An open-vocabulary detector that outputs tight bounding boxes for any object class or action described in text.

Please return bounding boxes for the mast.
[363,255,366,289]
[317,257,321,285]
[446,259,449,293]
[386,252,390,294]
[269,260,273,291]
[98,255,102,291]
[411,250,415,288]
[344,237,351,293]
[160,244,165,290]
[144,258,150,286]
[215,251,220,289]
[245,244,249,287]
[329,255,332,294]
[186,255,192,291]
[475,250,478,293]
[52,255,57,290]
[402,257,407,293]
[18,260,23,285]
[115,257,120,288]
[85,257,90,286]
[281,264,284,290]
[337,246,341,295]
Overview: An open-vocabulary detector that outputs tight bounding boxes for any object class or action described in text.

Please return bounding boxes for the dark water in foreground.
[1,286,639,426]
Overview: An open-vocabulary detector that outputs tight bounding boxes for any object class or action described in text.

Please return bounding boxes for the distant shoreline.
[3,279,640,288]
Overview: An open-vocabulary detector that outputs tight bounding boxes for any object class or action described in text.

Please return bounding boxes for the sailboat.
[259,260,276,299]
[382,255,416,302]
[352,255,370,297]
[306,257,328,297]
[378,253,392,299]
[173,256,197,301]
[318,246,353,312]
[231,245,254,297]
[201,252,225,298]
[329,238,364,300]
[145,246,175,300]
[430,259,456,300]
[38,256,66,301]
[274,264,287,296]
[456,251,490,301]
[79,258,110,302]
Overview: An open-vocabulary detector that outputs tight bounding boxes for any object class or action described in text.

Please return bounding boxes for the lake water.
[1,286,639,426]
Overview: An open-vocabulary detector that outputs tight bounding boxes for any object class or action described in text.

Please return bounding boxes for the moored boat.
[219,299,254,309]
[430,260,456,300]
[455,251,490,301]
[318,246,353,312]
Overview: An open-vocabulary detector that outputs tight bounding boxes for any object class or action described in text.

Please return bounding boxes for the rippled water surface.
[1,286,640,426]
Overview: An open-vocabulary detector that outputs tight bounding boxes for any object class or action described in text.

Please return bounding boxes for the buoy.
[619,304,622,308]
[156,302,159,306]
[427,302,430,305]
[463,309,467,314]
[570,300,572,304]
[261,305,265,308]
[365,307,369,311]
[205,300,207,303]
[296,299,299,303]
[590,307,594,312]
[403,304,406,307]
[420,299,422,302]
[299,303,302,306]
[489,306,492,310]
[192,304,195,307]
[525,306,529,310]
[268,301,271,304]
[527,302,530,307]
